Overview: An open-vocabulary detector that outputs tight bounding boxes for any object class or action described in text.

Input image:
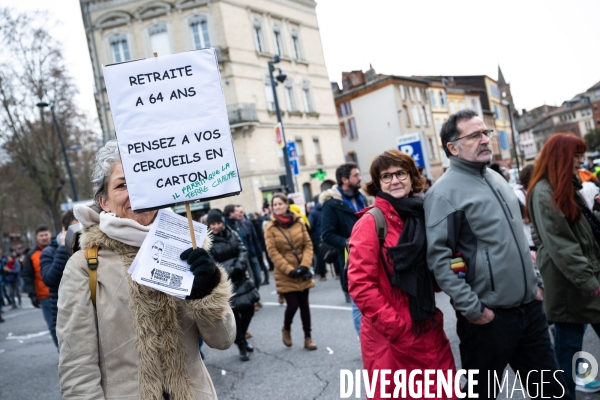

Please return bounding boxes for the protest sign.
[128,209,208,298]
[102,49,241,212]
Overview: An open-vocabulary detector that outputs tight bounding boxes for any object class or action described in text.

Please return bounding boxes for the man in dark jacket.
[308,200,326,280]
[22,225,53,344]
[41,210,78,349]
[320,163,366,336]
[425,109,566,398]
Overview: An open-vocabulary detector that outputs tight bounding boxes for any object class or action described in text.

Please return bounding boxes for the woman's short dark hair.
[364,150,425,196]
[271,192,289,206]
[440,109,479,157]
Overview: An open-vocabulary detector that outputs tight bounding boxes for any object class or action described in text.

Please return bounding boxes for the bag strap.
[275,225,301,264]
[366,207,387,245]
[85,246,99,308]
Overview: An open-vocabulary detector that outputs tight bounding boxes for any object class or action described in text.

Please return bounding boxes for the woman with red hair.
[527,133,600,398]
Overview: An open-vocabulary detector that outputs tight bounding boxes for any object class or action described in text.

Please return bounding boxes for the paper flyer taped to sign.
[102,49,241,211]
[128,209,208,299]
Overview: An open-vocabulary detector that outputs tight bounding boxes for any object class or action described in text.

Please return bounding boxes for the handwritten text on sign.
[102,49,241,211]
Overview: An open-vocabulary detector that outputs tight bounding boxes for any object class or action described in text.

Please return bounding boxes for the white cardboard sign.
[103,49,241,211]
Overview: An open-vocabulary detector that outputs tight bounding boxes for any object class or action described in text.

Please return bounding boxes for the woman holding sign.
[265,193,317,350]
[56,141,235,400]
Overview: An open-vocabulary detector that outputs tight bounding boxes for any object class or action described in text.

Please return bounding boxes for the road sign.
[397,132,432,179]
[275,123,284,149]
[289,158,300,176]
[287,141,297,158]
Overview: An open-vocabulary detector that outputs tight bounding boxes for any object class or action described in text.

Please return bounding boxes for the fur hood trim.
[319,185,343,204]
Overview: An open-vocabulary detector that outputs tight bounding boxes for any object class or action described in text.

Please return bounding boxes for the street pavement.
[1,276,600,399]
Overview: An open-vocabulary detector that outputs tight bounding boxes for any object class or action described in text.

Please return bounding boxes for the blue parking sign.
[397,133,425,169]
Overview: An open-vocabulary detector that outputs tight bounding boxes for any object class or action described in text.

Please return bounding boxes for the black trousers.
[283,290,311,338]
[456,299,570,399]
[233,306,254,344]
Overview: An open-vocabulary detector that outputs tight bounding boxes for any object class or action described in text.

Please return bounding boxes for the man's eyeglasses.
[380,170,409,183]
[452,129,494,142]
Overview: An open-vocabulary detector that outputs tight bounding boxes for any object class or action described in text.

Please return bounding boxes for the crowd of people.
[5,108,600,399]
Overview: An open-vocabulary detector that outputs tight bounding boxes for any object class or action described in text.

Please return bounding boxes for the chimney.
[522,108,527,115]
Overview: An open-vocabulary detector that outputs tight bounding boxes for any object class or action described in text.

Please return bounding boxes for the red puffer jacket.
[348,196,456,400]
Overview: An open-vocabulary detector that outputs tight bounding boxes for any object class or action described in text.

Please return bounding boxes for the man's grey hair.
[91,140,121,207]
[440,109,479,157]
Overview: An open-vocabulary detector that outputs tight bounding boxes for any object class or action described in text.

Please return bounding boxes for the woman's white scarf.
[74,203,150,247]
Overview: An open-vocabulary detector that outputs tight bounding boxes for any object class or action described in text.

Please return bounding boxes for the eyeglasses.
[380,170,409,183]
[452,129,494,142]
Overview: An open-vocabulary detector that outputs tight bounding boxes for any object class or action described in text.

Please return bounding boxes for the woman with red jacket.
[348,150,456,399]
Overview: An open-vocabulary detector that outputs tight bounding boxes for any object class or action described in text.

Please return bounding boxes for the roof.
[588,80,600,91]
[333,74,430,101]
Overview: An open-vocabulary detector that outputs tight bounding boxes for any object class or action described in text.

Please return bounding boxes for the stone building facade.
[80,0,345,211]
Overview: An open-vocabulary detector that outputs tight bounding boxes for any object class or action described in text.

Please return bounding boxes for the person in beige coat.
[56,140,236,400]
[264,193,316,350]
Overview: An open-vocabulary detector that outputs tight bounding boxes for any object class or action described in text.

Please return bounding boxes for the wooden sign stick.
[153,51,197,250]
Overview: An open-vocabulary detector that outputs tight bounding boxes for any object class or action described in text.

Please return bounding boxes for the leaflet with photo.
[128,209,208,298]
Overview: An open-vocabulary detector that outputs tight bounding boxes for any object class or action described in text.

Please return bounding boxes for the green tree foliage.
[585,129,600,153]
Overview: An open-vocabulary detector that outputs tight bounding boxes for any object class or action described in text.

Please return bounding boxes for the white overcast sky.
[8,0,600,135]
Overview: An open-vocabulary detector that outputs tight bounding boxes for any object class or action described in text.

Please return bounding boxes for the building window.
[409,86,414,101]
[435,119,443,135]
[284,80,296,112]
[109,34,131,63]
[273,24,284,56]
[428,137,438,160]
[190,16,210,49]
[313,138,322,165]
[403,105,411,125]
[429,91,436,107]
[264,78,275,111]
[415,87,422,102]
[493,104,499,120]
[439,92,446,107]
[471,99,478,110]
[400,85,406,101]
[291,29,301,60]
[458,102,465,110]
[348,118,358,140]
[347,151,358,164]
[411,105,421,126]
[449,102,457,114]
[499,130,509,150]
[296,138,306,165]
[339,122,347,138]
[302,81,314,113]
[489,84,500,98]
[419,106,427,126]
[148,24,171,55]
[339,101,351,116]
[253,19,265,53]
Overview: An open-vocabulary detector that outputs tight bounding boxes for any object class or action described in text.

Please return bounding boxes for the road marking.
[221,370,226,376]
[261,302,352,311]
[326,347,334,354]
[6,330,49,340]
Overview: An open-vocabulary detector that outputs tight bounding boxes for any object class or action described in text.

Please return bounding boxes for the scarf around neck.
[275,212,294,228]
[74,203,151,247]
[376,191,437,335]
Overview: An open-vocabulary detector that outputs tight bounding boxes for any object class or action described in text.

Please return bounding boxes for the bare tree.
[0,8,99,239]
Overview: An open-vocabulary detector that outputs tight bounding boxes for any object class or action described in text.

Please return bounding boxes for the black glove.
[289,267,303,278]
[298,266,310,274]
[180,248,220,300]
[29,293,40,308]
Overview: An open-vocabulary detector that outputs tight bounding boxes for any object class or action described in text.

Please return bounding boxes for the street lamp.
[268,55,295,193]
[36,101,78,201]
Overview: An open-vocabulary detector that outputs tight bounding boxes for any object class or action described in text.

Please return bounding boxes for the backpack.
[342,207,387,293]
[85,246,99,308]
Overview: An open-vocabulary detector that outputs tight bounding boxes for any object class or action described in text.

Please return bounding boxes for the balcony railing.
[227,103,259,127]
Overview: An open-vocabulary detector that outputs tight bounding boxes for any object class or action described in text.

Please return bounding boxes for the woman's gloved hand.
[180,247,221,299]
[288,267,304,278]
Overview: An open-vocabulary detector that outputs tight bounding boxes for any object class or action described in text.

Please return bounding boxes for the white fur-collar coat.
[57,224,235,400]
